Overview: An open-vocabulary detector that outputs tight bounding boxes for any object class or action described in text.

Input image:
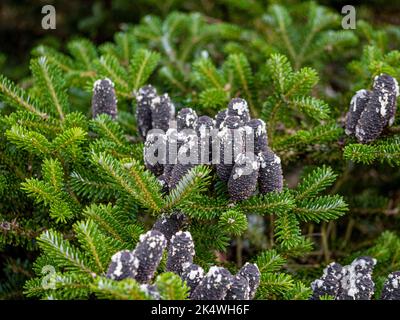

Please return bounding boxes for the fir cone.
[244,118,268,154]
[106,250,139,281]
[196,116,215,164]
[215,109,227,129]
[92,78,118,119]
[228,153,259,201]
[225,275,250,300]
[373,74,398,126]
[310,262,344,300]
[150,93,175,132]
[166,231,195,275]
[143,132,166,177]
[355,74,399,143]
[163,128,179,185]
[237,263,261,299]
[336,256,376,300]
[191,266,233,300]
[180,263,205,296]
[345,89,371,136]
[258,148,283,194]
[177,108,198,131]
[216,115,245,182]
[227,98,250,123]
[168,134,198,190]
[381,271,400,300]
[136,85,157,139]
[132,230,167,284]
[168,163,194,190]
[152,212,188,244]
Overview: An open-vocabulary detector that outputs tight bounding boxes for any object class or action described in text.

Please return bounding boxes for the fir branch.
[91,153,164,213]
[37,230,94,275]
[343,136,400,166]
[255,250,287,274]
[0,75,46,117]
[165,165,212,210]
[295,166,337,201]
[129,49,160,91]
[294,195,348,223]
[238,191,295,216]
[30,56,69,121]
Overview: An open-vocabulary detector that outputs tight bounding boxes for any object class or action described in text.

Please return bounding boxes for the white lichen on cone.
[311,256,376,300]
[337,256,376,300]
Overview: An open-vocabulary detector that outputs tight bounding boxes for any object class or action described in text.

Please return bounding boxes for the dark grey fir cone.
[132,230,167,284]
[228,153,259,201]
[336,256,376,300]
[92,78,118,120]
[381,271,400,300]
[244,118,268,154]
[136,85,157,139]
[177,108,198,131]
[196,115,215,164]
[227,98,251,123]
[150,93,175,132]
[225,275,250,300]
[355,74,399,143]
[191,266,233,300]
[258,148,283,194]
[310,262,344,300]
[180,263,205,296]
[144,132,166,177]
[166,231,195,275]
[237,263,261,299]
[215,109,227,129]
[216,115,245,182]
[152,212,188,244]
[106,250,139,281]
[345,89,371,137]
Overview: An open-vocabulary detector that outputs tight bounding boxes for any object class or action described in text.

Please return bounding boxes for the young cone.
[92,78,117,119]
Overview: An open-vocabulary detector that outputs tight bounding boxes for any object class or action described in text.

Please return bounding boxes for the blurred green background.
[0,0,399,80]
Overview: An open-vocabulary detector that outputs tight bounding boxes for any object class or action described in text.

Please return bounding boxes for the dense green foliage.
[1,1,400,299]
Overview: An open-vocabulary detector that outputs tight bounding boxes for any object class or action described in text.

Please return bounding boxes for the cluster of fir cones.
[106,212,261,300]
[135,85,284,202]
[311,256,400,300]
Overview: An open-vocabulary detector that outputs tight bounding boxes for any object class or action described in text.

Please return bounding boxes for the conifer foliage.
[1,1,400,300]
